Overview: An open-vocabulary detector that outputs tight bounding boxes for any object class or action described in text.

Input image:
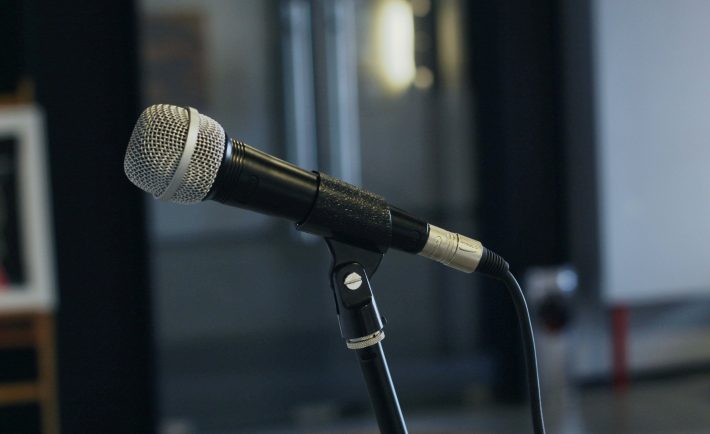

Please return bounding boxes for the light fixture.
[374,0,416,94]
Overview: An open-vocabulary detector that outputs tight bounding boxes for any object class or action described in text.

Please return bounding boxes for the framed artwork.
[0,105,55,311]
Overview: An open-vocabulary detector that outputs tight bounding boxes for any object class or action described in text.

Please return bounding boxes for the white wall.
[568,0,710,379]
[594,0,710,304]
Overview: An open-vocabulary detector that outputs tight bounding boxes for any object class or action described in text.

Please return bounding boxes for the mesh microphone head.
[124,104,226,204]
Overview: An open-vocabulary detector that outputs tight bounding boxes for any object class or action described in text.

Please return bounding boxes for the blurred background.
[1,0,710,433]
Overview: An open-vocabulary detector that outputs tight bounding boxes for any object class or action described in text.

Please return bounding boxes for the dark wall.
[26,1,155,432]
[469,0,568,400]
[0,0,24,94]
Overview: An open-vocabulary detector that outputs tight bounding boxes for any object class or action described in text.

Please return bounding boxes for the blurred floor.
[233,372,710,434]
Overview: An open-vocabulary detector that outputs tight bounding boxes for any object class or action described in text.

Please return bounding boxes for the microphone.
[123,104,505,275]
[122,105,550,434]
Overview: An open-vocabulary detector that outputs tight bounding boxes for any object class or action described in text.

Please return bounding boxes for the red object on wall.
[0,265,9,288]
[612,305,630,392]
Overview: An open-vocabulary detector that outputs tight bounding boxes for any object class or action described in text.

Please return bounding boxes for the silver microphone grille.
[123,104,226,203]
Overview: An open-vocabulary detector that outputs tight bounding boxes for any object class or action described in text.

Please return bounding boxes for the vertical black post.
[26,1,155,433]
[468,0,568,402]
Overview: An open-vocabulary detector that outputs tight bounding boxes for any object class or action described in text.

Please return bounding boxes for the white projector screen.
[595,0,710,303]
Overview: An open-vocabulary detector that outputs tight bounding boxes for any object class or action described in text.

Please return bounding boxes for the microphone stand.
[325,239,408,434]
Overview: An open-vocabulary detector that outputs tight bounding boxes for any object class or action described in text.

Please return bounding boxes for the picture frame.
[0,105,55,311]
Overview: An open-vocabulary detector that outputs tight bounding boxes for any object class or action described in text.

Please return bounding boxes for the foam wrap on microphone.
[298,173,392,253]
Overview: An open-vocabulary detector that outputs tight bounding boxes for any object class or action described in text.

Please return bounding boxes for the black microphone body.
[206,136,429,254]
[206,137,318,222]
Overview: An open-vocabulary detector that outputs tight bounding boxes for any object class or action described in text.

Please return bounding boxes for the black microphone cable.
[477,248,546,434]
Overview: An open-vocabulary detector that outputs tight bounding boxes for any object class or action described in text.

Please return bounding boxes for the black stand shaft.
[326,239,408,434]
[357,343,406,433]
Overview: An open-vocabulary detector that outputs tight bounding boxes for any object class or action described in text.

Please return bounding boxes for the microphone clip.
[326,239,385,346]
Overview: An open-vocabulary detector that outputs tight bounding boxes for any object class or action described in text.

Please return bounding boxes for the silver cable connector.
[418,224,483,273]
